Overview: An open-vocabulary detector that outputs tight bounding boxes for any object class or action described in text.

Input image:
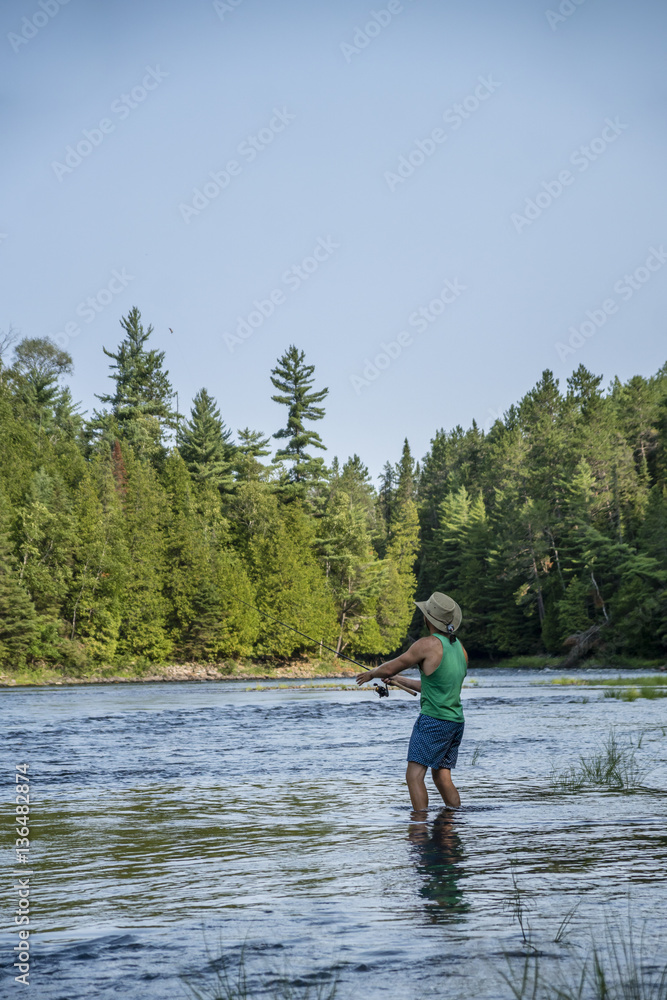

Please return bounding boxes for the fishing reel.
[372,682,390,698]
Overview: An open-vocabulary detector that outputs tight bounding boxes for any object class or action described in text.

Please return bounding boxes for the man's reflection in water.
[408,808,469,923]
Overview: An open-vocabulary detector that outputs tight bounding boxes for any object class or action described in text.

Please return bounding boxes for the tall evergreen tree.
[378,461,396,534]
[318,489,386,655]
[16,467,79,619]
[0,489,38,668]
[332,456,378,531]
[271,345,328,487]
[178,388,234,490]
[395,438,416,507]
[162,453,258,660]
[235,486,337,658]
[94,307,174,463]
[233,427,272,481]
[116,447,172,660]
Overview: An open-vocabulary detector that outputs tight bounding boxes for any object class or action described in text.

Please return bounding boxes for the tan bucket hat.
[414,592,462,632]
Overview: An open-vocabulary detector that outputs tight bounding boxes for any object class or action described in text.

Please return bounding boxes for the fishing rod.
[225,593,416,698]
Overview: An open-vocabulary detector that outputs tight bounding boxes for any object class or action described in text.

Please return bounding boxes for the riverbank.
[0,653,664,686]
[0,659,360,687]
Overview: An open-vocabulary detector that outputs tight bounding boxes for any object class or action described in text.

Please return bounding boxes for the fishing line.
[223,591,391,696]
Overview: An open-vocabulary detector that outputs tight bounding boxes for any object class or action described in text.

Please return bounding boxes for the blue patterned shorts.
[407,713,465,769]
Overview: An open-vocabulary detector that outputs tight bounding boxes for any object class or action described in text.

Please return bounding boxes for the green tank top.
[420,634,467,723]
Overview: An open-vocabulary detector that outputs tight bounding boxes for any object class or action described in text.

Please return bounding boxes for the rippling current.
[1,670,666,999]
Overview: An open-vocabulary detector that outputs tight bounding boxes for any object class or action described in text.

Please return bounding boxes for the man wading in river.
[356,593,468,814]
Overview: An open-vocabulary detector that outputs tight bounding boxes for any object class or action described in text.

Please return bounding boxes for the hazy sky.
[2,0,666,478]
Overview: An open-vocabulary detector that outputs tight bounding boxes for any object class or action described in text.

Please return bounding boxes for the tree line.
[0,309,664,672]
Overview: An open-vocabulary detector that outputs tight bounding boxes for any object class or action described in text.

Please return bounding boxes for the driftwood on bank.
[561,624,605,668]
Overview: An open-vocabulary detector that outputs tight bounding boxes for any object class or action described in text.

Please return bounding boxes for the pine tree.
[162,454,258,660]
[116,447,172,661]
[243,493,337,659]
[271,345,328,487]
[371,440,420,648]
[65,459,128,663]
[52,387,85,444]
[378,461,396,534]
[0,490,38,669]
[381,498,420,648]
[233,428,272,481]
[318,489,386,656]
[178,388,234,490]
[16,467,78,619]
[94,307,174,463]
[565,364,604,418]
[332,455,380,540]
[395,439,416,507]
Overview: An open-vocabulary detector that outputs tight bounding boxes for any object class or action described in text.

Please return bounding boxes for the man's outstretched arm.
[355,637,436,687]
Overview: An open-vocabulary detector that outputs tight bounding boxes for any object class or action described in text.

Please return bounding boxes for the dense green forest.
[0,308,665,673]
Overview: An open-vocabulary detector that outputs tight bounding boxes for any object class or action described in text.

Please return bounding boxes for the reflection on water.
[0,670,666,999]
[408,809,469,923]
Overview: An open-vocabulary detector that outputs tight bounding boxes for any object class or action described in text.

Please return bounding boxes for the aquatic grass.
[551,730,644,793]
[505,865,536,951]
[471,744,483,765]
[604,687,642,702]
[498,917,667,1000]
[604,686,667,702]
[182,939,338,1000]
[542,676,667,689]
[553,901,581,945]
[181,941,249,1000]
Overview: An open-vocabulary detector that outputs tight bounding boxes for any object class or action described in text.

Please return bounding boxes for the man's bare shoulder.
[408,635,442,659]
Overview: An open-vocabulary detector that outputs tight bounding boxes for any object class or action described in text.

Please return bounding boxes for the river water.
[2,670,666,999]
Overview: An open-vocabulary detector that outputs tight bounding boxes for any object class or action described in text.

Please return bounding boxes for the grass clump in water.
[499,918,667,999]
[551,730,644,793]
[604,686,667,702]
[182,942,338,1000]
[544,675,667,689]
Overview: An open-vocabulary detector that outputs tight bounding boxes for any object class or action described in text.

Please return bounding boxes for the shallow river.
[2,670,666,999]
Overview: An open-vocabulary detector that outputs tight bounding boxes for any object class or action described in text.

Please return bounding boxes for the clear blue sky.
[2,0,666,478]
